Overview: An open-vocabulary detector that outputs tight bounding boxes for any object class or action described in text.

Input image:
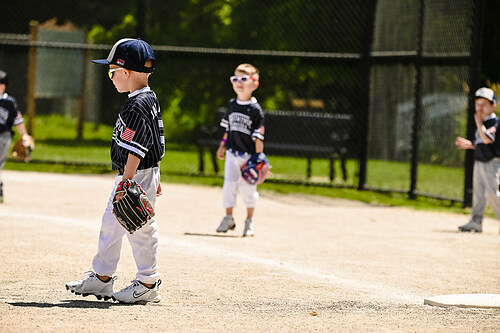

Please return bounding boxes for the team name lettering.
[229,113,252,135]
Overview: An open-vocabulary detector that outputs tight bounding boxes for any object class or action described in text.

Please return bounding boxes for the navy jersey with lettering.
[111,87,165,170]
[0,93,24,136]
[220,97,265,154]
[474,114,500,162]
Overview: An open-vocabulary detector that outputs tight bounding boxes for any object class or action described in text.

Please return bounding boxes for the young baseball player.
[0,70,29,203]
[66,38,165,304]
[216,63,265,237]
[455,87,500,233]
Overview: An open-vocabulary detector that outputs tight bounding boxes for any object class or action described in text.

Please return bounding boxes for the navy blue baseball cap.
[92,38,155,73]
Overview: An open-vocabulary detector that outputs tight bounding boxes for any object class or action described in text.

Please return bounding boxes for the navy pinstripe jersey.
[0,93,24,136]
[474,113,500,162]
[111,87,165,170]
[220,97,265,154]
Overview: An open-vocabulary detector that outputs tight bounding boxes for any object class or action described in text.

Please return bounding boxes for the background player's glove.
[112,179,155,234]
[11,134,35,162]
[241,152,270,185]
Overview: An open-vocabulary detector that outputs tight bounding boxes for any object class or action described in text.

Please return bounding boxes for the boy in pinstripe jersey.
[66,39,165,304]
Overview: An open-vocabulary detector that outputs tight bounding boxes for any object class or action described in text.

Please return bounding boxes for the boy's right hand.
[112,179,155,234]
[455,136,472,150]
[216,146,226,160]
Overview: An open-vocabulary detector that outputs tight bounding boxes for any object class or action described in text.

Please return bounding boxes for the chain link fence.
[0,0,482,204]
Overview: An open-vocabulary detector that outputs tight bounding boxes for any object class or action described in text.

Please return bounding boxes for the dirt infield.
[0,170,499,332]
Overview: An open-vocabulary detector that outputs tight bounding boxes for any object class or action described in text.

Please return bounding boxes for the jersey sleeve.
[485,120,499,142]
[251,106,265,142]
[12,111,24,126]
[220,103,231,132]
[0,96,21,131]
[116,110,152,159]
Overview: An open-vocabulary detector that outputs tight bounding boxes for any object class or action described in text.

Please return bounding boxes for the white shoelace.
[120,280,142,292]
[81,271,115,283]
[81,271,96,280]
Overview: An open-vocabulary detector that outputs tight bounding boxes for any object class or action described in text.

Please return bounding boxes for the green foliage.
[82,0,371,143]
[88,14,137,44]
[0,0,487,215]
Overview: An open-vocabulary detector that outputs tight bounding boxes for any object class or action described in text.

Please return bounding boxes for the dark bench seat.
[197,108,352,182]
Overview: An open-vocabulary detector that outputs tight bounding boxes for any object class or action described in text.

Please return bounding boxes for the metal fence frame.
[0,0,484,206]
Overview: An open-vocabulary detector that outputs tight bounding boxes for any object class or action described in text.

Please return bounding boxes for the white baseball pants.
[92,167,160,284]
[222,150,259,208]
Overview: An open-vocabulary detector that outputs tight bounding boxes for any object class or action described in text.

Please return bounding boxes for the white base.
[424,294,500,309]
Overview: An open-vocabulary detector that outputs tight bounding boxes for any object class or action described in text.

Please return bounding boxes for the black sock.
[97,275,111,283]
[139,281,155,289]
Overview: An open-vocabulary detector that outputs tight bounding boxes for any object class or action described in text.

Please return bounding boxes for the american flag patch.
[121,127,136,142]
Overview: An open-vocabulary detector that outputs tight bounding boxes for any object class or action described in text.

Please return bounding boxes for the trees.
[1,0,494,145]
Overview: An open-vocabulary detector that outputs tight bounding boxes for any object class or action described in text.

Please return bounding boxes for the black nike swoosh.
[133,289,151,298]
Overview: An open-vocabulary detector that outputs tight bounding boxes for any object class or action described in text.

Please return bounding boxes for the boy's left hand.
[114,192,124,202]
[216,146,226,160]
[156,183,162,196]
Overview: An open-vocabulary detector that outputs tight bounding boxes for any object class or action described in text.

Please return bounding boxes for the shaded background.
[0,0,497,205]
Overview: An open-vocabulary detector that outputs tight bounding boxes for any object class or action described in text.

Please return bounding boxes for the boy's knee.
[243,191,259,207]
[486,191,500,202]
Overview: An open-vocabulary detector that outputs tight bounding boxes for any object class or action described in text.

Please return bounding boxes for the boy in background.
[0,70,29,203]
[216,63,265,237]
[455,87,500,233]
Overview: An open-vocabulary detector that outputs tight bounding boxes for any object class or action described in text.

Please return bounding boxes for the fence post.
[76,33,87,140]
[137,0,149,40]
[464,0,486,207]
[26,20,38,136]
[357,0,377,190]
[409,0,426,200]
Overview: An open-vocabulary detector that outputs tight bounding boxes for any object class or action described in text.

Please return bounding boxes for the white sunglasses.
[229,75,256,84]
[108,67,124,79]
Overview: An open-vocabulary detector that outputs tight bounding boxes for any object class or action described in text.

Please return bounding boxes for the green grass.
[4,114,475,216]
[366,159,464,199]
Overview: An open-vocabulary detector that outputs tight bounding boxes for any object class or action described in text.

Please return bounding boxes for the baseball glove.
[241,152,270,185]
[12,134,35,162]
[112,179,155,234]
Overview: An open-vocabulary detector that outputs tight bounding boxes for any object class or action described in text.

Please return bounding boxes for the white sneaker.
[65,271,116,301]
[112,279,162,304]
[458,220,482,233]
[216,215,235,232]
[243,218,254,237]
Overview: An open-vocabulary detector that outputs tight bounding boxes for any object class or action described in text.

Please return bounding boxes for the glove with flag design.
[241,152,270,185]
[112,179,155,234]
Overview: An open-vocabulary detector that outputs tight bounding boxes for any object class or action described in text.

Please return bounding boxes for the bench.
[196,108,352,181]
